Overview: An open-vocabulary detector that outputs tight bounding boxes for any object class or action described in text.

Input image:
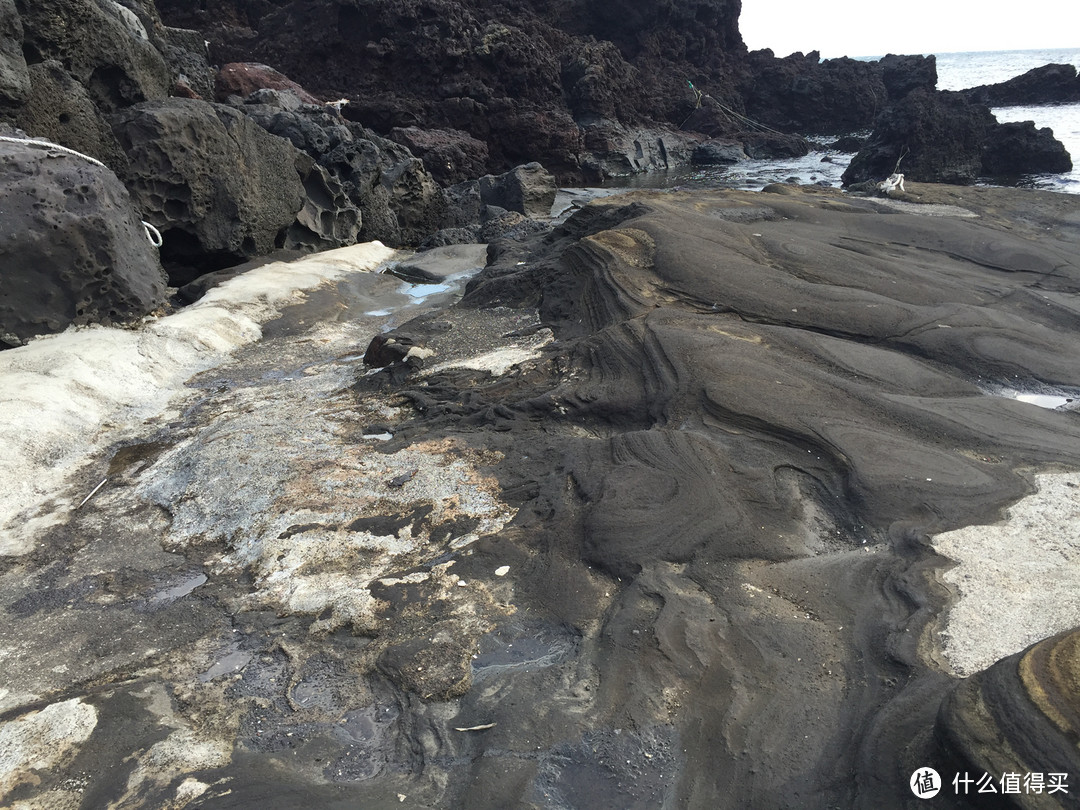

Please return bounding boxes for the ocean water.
[938,48,1080,193]
[601,48,1080,194]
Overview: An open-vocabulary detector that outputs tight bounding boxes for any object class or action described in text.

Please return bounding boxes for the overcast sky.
[739,1,1080,59]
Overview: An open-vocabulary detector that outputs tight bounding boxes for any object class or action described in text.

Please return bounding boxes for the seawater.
[600,48,1080,195]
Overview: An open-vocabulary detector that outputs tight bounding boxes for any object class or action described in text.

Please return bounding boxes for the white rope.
[0,134,162,248]
[0,134,108,168]
[142,220,163,247]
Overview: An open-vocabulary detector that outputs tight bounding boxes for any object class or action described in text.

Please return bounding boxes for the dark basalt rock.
[16,0,171,112]
[387,126,489,186]
[110,98,309,282]
[843,89,995,185]
[691,139,747,165]
[982,120,1073,178]
[843,88,1073,186]
[477,162,556,219]
[878,53,938,100]
[739,50,888,135]
[11,60,129,173]
[0,0,30,104]
[962,63,1080,106]
[0,140,167,347]
[215,61,321,104]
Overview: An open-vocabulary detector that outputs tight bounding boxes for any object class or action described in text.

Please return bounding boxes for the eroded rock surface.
[0,139,166,346]
[3,186,1080,808]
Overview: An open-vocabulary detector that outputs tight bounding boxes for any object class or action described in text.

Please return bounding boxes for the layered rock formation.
[4,183,1080,808]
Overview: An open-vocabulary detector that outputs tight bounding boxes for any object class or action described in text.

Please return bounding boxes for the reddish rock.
[387,126,489,185]
[215,62,320,104]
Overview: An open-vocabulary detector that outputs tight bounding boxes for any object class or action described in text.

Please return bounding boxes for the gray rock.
[691,139,747,165]
[381,156,447,246]
[582,121,699,179]
[13,61,128,173]
[111,99,307,277]
[478,162,556,218]
[0,141,166,346]
[0,0,30,104]
[285,153,362,252]
[389,243,488,284]
[18,0,170,111]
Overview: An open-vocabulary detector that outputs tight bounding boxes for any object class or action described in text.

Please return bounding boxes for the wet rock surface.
[3,185,1080,808]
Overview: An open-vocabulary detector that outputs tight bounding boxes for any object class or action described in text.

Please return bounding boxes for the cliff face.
[156,0,747,175]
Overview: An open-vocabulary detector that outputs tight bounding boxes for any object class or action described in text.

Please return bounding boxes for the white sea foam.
[0,242,396,556]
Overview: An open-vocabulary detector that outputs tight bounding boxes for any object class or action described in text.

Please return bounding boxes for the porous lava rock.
[477,162,556,219]
[387,126,489,186]
[11,60,128,173]
[0,140,166,347]
[215,62,321,104]
[110,98,308,280]
[843,90,996,185]
[16,0,171,112]
[739,50,888,134]
[0,0,30,104]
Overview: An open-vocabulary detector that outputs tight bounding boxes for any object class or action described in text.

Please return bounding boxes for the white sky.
[739,1,1080,59]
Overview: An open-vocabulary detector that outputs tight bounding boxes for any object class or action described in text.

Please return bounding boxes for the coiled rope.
[0,134,162,247]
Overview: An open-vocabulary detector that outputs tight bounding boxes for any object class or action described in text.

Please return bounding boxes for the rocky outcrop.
[962,63,1080,106]
[11,60,129,173]
[739,50,888,134]
[478,162,557,218]
[387,126,489,186]
[842,89,1072,186]
[111,99,307,279]
[215,61,321,104]
[17,0,172,112]
[0,139,166,346]
[0,0,30,104]
[153,0,749,182]
[982,121,1073,177]
[936,628,1080,798]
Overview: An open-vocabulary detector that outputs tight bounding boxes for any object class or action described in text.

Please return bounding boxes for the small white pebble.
[457,579,468,587]
[495,565,510,577]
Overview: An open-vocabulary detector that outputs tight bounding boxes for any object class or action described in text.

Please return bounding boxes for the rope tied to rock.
[0,134,162,248]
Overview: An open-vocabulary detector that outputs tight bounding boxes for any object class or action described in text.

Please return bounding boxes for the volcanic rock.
[387,126,489,186]
[740,50,887,134]
[962,63,1080,106]
[110,98,308,281]
[982,120,1073,177]
[215,61,320,104]
[11,60,128,172]
[0,140,166,346]
[17,0,171,112]
[691,139,747,165]
[844,88,1073,186]
[842,89,994,185]
[0,0,30,104]
[477,162,556,219]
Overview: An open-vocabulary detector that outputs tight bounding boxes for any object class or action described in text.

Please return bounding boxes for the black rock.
[0,141,166,346]
[982,121,1073,177]
[962,63,1080,106]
